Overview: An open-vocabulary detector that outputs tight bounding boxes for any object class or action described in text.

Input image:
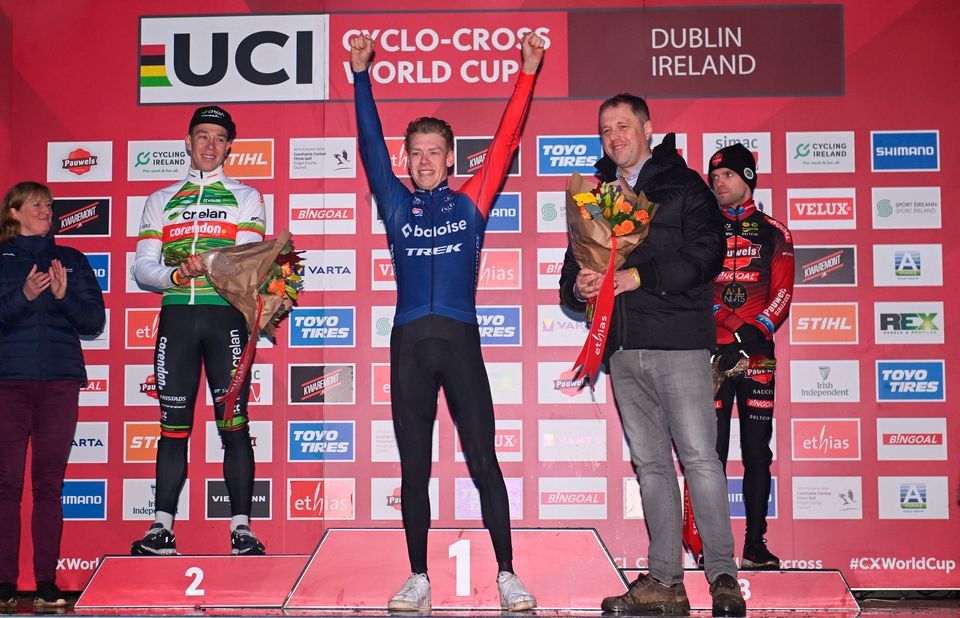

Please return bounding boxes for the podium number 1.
[185,567,205,597]
[448,539,471,596]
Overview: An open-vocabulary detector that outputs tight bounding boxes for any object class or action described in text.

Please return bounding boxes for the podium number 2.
[448,539,471,596]
[185,567,205,597]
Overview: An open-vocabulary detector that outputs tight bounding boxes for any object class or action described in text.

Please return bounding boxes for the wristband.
[171,269,185,286]
[630,268,641,287]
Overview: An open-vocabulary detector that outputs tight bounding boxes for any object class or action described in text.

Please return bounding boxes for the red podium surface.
[286,528,625,610]
[623,568,859,612]
[75,555,309,609]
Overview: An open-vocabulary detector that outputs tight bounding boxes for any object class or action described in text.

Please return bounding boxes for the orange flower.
[616,219,635,235]
[634,209,650,224]
[267,278,286,297]
[616,195,632,214]
[281,263,292,276]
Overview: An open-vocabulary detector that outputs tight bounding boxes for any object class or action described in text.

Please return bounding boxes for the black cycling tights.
[153,304,254,518]
[391,315,513,573]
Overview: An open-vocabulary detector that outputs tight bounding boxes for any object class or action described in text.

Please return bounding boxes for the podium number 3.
[185,567,205,597]
[448,539,471,596]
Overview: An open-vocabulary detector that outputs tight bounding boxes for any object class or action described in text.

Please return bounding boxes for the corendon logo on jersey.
[163,220,238,242]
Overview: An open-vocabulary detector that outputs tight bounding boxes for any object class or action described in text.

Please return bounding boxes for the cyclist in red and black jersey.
[708,144,793,570]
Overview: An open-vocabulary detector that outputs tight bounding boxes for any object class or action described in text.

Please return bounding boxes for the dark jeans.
[0,380,79,583]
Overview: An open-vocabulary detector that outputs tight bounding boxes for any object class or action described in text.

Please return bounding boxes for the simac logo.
[139,14,329,104]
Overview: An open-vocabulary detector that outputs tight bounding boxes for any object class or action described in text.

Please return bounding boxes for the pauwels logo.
[47,142,112,183]
[52,198,111,237]
[139,14,329,104]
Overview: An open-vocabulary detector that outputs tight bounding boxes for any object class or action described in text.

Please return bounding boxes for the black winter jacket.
[0,234,105,383]
[560,134,724,357]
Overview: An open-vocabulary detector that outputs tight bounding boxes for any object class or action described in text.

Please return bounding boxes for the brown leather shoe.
[601,573,690,615]
[710,573,746,617]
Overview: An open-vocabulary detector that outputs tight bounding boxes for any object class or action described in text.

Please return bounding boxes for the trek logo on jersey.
[289,193,357,235]
[371,249,396,291]
[69,422,109,464]
[876,360,944,402]
[792,476,862,520]
[456,419,523,463]
[539,477,607,520]
[878,477,948,519]
[47,142,112,182]
[206,479,271,519]
[138,14,329,104]
[877,418,947,461]
[223,139,274,178]
[538,304,589,347]
[875,302,943,344]
[786,188,856,230]
[794,246,856,286]
[537,191,567,233]
[477,249,521,290]
[536,136,602,176]
[872,187,941,230]
[52,198,111,236]
[728,477,777,519]
[486,193,521,233]
[476,306,521,345]
[62,480,107,521]
[789,360,859,403]
[290,137,356,179]
[288,421,355,462]
[289,307,355,347]
[125,308,161,349]
[289,364,356,405]
[873,244,943,287]
[785,131,855,173]
[790,303,858,345]
[871,131,940,172]
[128,140,189,181]
[79,365,109,407]
[454,136,520,177]
[702,133,771,173]
[300,250,356,292]
[288,478,356,520]
[791,419,861,461]
[124,422,164,463]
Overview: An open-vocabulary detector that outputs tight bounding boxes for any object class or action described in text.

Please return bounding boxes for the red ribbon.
[682,484,703,558]
[217,296,263,430]
[570,236,618,387]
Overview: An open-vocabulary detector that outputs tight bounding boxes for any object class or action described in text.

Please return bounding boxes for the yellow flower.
[573,192,597,206]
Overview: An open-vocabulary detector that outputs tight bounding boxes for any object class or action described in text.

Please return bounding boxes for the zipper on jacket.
[189,181,206,305]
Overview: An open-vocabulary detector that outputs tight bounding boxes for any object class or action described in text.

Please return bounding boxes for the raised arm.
[351,34,410,225]
[460,32,545,218]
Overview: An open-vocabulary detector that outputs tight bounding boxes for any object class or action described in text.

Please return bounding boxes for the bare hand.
[575,268,603,300]
[22,264,51,301]
[520,31,545,74]
[350,34,375,72]
[49,259,68,300]
[613,268,641,297]
[177,254,205,280]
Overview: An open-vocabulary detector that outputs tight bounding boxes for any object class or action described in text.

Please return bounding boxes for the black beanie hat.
[188,105,236,141]
[708,143,757,191]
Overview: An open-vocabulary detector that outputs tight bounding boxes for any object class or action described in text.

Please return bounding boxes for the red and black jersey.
[713,199,794,345]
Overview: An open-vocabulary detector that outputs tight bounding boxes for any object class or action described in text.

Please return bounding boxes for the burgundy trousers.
[0,380,79,584]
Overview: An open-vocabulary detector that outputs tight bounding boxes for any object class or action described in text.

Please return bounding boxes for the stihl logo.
[124,423,161,463]
[790,303,858,344]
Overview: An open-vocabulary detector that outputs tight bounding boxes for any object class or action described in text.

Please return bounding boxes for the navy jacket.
[0,234,105,383]
[560,134,725,356]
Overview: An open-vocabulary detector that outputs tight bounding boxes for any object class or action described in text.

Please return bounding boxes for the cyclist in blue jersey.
[350,32,544,612]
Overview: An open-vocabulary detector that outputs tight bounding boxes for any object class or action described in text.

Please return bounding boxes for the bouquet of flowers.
[564,173,658,385]
[163,230,304,424]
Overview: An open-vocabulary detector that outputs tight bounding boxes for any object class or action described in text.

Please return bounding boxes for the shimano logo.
[401,219,467,238]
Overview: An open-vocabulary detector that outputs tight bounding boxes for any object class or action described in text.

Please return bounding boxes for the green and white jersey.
[134,165,266,305]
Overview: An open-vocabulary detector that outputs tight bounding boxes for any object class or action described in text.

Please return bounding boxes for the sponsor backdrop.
[1,0,957,592]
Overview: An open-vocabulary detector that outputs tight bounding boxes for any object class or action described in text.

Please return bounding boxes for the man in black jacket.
[559,94,744,617]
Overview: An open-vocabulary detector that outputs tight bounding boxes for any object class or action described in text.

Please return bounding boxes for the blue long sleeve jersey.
[354,69,535,326]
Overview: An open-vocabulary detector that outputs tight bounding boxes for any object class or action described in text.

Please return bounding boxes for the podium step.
[75,555,309,609]
[622,568,860,611]
[286,527,625,610]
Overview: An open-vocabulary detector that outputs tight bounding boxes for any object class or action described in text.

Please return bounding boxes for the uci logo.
[139,15,327,103]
